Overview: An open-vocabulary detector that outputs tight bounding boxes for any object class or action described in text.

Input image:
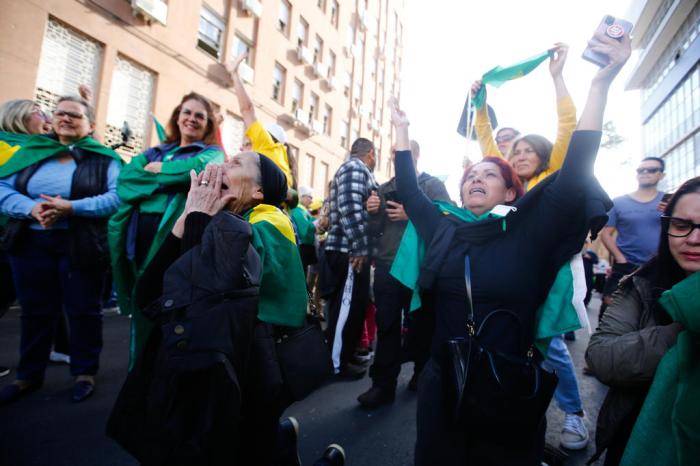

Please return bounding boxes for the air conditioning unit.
[239,62,255,84]
[242,0,263,18]
[131,0,168,25]
[294,108,309,125]
[327,76,339,90]
[313,62,329,78]
[357,9,368,31]
[297,46,314,65]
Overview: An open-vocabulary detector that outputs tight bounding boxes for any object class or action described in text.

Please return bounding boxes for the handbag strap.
[464,255,475,337]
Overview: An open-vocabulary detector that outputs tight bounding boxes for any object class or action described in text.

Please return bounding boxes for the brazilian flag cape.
[390,201,585,356]
[0,133,122,177]
[243,204,308,327]
[289,206,316,246]
[0,131,31,166]
[108,145,224,364]
[621,271,700,466]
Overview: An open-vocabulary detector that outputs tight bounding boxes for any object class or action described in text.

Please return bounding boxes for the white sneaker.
[560,413,589,450]
[49,351,71,364]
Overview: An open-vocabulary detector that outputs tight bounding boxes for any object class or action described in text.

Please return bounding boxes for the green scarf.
[108,147,224,366]
[244,204,308,328]
[390,201,583,355]
[473,50,553,110]
[0,134,122,177]
[290,206,316,246]
[621,271,700,466]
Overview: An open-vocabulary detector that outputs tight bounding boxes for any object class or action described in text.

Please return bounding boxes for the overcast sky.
[401,0,642,199]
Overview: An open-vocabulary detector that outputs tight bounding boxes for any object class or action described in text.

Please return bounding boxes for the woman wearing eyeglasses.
[109,92,224,366]
[586,176,700,466]
[0,95,122,404]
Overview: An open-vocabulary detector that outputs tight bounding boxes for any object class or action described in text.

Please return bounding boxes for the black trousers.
[369,264,412,390]
[323,251,370,369]
[415,359,546,466]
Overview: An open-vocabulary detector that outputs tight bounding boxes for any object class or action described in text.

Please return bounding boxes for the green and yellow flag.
[245,204,308,328]
[0,132,31,166]
[473,49,553,110]
[151,114,167,143]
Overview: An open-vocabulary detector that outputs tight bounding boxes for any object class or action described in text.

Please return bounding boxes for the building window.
[278,0,291,35]
[105,56,155,157]
[319,161,329,191]
[313,34,324,64]
[309,92,319,123]
[291,79,303,112]
[220,112,246,154]
[322,104,332,135]
[317,0,326,12]
[304,153,316,187]
[233,34,254,65]
[340,120,349,148]
[328,50,337,77]
[197,6,225,59]
[297,17,308,47]
[346,25,355,50]
[343,70,352,97]
[35,19,103,112]
[330,0,339,28]
[272,63,286,103]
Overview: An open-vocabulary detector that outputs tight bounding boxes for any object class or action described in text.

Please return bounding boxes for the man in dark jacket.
[357,140,451,408]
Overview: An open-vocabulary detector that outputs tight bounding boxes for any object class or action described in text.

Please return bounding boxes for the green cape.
[290,206,316,246]
[244,204,308,328]
[621,271,700,466]
[0,134,122,177]
[390,201,582,355]
[108,147,224,366]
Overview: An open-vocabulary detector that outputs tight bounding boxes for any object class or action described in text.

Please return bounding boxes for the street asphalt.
[0,297,608,466]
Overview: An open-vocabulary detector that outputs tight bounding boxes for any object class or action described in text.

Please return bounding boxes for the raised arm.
[226,53,256,129]
[471,81,503,158]
[546,43,577,173]
[389,99,442,242]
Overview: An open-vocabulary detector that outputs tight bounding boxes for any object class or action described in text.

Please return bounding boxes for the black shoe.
[0,381,42,406]
[407,372,419,392]
[275,417,301,466]
[316,444,345,466]
[336,363,366,380]
[357,385,395,408]
[0,366,10,378]
[72,380,95,402]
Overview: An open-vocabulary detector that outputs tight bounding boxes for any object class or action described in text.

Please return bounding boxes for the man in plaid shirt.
[321,137,378,378]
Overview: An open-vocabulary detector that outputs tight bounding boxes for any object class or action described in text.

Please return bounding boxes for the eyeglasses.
[662,216,700,238]
[32,108,50,122]
[54,110,85,120]
[636,167,662,174]
[495,133,517,143]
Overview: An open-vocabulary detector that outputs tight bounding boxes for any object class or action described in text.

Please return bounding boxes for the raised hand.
[225,53,248,81]
[388,97,409,128]
[589,32,631,85]
[470,80,484,101]
[548,42,568,78]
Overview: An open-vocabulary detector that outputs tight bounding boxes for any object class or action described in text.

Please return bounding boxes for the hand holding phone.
[582,15,633,67]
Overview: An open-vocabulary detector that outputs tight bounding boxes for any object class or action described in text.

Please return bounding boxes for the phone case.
[582,15,633,67]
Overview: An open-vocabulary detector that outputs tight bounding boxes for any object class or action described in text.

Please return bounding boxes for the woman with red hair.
[392,33,630,465]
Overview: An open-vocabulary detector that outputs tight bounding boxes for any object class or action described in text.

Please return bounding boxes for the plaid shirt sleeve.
[335,161,371,256]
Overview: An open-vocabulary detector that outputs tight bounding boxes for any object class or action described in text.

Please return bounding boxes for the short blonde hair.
[0,99,37,134]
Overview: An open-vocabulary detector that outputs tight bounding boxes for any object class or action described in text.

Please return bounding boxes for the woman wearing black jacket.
[390,33,630,465]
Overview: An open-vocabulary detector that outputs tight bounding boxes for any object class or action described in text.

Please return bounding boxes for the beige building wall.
[0,0,405,197]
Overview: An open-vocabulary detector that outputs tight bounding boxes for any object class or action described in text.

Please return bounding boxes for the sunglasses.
[636,167,662,174]
[662,216,700,238]
[495,133,517,143]
[54,110,85,120]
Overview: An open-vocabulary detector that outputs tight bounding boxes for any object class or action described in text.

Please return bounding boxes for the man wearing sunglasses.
[599,157,666,319]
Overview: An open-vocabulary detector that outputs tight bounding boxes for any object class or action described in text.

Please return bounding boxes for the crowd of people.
[0,26,697,466]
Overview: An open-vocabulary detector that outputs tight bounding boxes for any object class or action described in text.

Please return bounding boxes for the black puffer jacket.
[585,265,682,465]
[107,212,261,466]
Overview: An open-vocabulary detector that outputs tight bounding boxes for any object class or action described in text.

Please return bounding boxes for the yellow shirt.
[475,95,577,190]
[246,120,293,188]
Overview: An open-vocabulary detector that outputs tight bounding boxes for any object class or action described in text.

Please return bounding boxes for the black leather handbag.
[442,256,558,431]
[275,296,333,402]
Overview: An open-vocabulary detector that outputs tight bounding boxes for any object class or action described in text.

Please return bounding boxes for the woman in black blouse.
[391,33,631,465]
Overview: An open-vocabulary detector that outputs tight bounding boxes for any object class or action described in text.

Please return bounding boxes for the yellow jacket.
[475,95,576,190]
[247,120,294,188]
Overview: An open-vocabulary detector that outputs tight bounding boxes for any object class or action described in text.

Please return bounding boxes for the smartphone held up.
[582,15,633,67]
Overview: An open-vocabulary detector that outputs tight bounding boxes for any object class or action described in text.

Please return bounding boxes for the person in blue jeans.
[545,335,588,450]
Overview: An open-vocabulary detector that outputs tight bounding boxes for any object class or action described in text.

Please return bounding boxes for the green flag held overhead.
[151,114,167,143]
[473,49,553,110]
